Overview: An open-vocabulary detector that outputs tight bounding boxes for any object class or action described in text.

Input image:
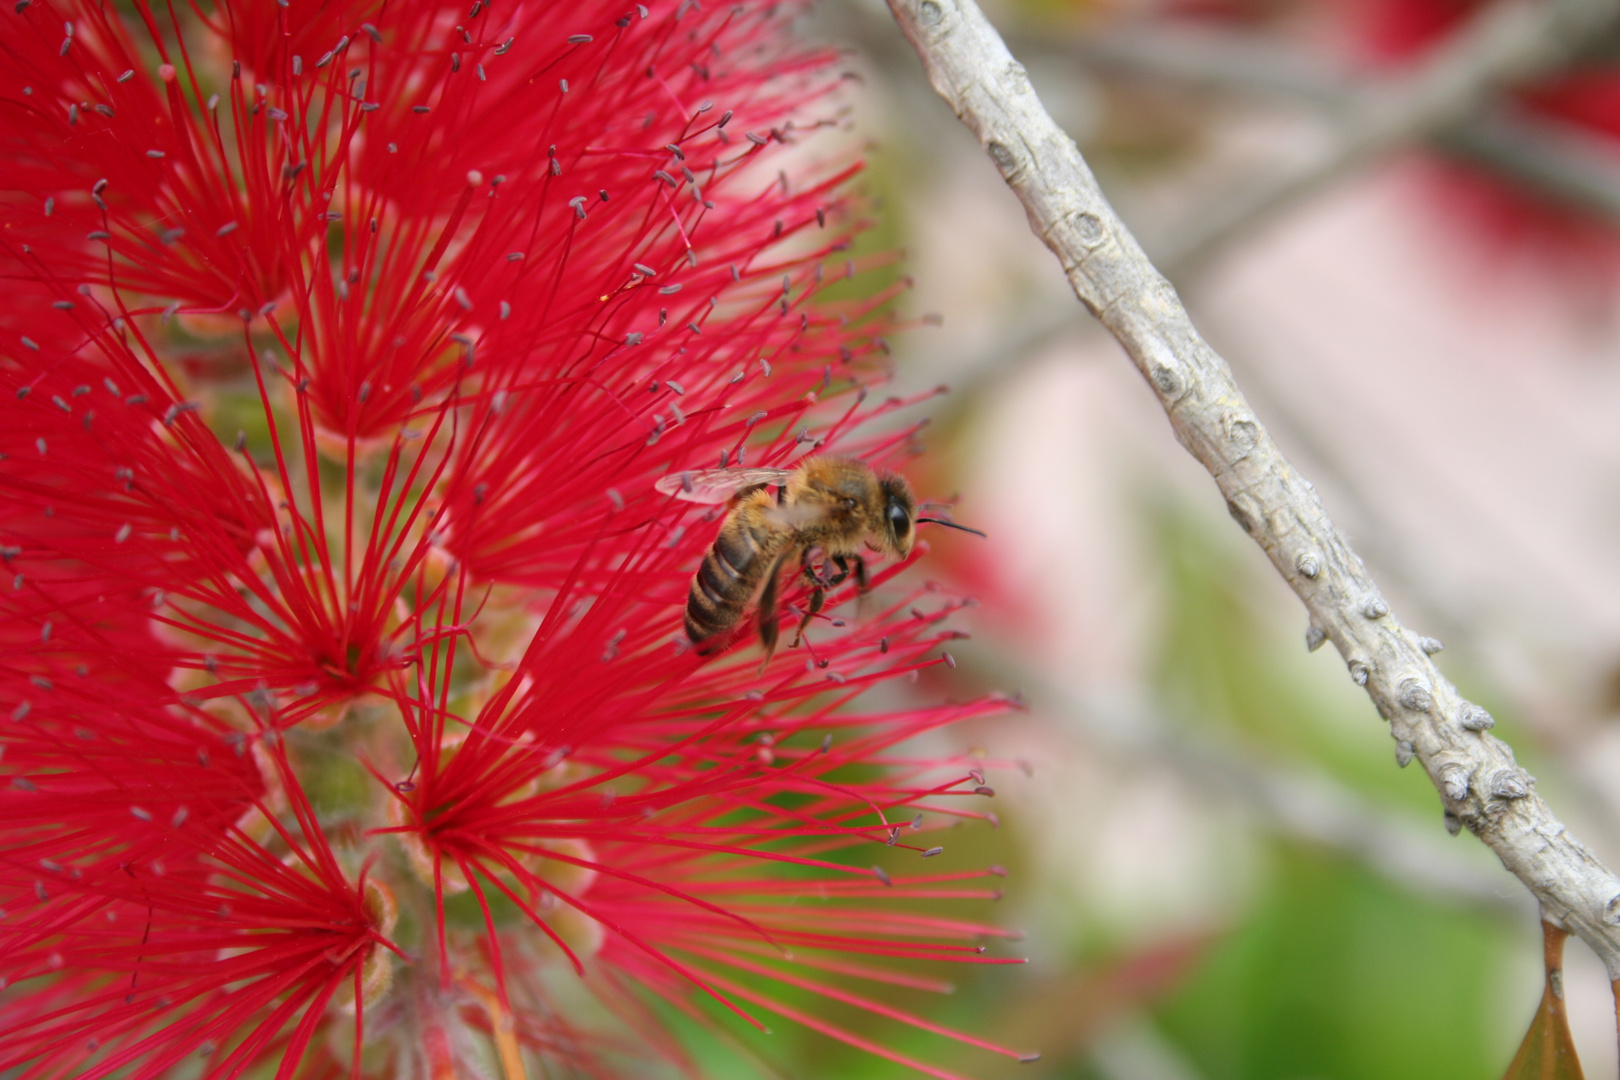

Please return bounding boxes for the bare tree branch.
[1113,0,1620,271]
[884,0,1620,974]
[1066,24,1620,233]
[1063,22,1359,107]
[1440,107,1620,223]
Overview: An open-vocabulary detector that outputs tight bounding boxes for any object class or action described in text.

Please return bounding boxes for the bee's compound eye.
[887,503,910,535]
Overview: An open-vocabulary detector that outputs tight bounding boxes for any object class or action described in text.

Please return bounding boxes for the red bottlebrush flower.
[0,2,1030,1078]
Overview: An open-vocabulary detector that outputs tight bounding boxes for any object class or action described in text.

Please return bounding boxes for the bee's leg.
[757,574,782,662]
[756,547,794,667]
[791,586,826,649]
[824,555,852,588]
[795,556,864,649]
[759,613,779,664]
[845,554,875,621]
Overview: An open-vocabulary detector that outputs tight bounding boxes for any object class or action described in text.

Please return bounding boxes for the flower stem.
[462,980,527,1080]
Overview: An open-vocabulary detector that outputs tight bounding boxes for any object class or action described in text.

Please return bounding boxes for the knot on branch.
[986,140,1020,179]
[1439,761,1472,803]
[1048,208,1107,250]
[1224,413,1259,459]
[1398,678,1434,714]
[1489,769,1530,801]
[1150,361,1182,397]
[1602,893,1620,927]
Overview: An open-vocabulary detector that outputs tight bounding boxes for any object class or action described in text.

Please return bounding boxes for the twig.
[1066,24,1620,234]
[1115,0,1620,272]
[1063,22,1356,107]
[1440,107,1620,224]
[885,0,1620,975]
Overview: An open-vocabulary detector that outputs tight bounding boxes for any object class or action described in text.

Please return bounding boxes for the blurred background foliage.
[690,0,1620,1075]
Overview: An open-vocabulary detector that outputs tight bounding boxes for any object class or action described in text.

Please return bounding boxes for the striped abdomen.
[684,503,783,650]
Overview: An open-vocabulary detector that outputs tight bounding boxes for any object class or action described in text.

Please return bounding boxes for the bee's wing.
[654,467,795,504]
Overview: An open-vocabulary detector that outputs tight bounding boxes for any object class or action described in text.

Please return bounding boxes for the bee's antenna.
[916,517,988,538]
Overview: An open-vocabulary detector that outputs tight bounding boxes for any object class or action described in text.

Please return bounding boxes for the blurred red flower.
[0,2,1028,1077]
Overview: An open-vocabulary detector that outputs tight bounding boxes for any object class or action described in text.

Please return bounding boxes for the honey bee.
[656,456,985,659]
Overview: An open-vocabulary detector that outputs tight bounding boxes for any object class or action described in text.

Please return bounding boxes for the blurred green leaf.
[1155,842,1515,1080]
